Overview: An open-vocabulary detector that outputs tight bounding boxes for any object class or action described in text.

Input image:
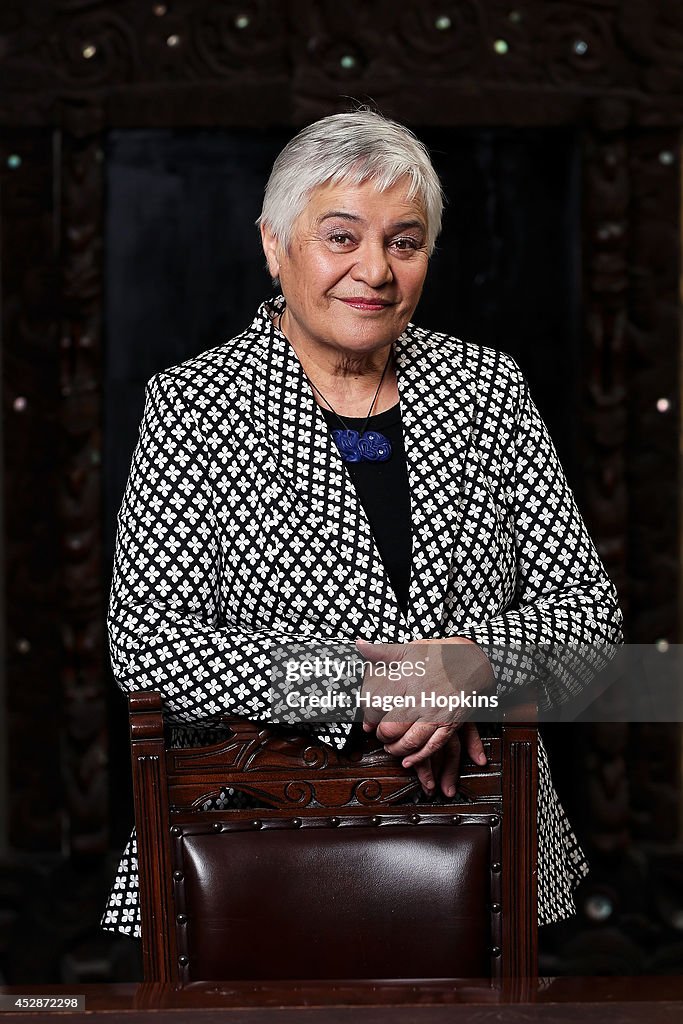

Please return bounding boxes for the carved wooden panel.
[627,128,681,643]
[0,0,682,984]
[579,101,631,611]
[164,716,503,812]
[57,103,109,856]
[0,3,681,128]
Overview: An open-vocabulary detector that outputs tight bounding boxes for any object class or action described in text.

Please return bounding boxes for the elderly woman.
[102,110,623,940]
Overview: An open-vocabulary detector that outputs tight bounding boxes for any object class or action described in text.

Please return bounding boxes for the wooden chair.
[128,692,537,984]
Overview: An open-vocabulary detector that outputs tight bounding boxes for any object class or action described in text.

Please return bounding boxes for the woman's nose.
[350,243,393,287]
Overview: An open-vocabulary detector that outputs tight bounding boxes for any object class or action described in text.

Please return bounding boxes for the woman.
[102,110,623,939]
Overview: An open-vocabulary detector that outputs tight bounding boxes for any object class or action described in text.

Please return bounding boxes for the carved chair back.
[129,692,537,984]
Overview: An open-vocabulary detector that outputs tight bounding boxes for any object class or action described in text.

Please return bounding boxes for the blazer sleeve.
[107,372,359,738]
[456,359,624,704]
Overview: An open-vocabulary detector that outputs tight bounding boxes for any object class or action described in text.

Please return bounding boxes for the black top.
[320,402,412,615]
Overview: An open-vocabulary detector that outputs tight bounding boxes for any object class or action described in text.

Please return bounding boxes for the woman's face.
[261,177,430,357]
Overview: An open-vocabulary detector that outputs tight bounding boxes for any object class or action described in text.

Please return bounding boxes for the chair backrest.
[129,693,537,984]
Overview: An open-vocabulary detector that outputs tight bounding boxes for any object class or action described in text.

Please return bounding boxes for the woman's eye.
[328,232,354,245]
[392,237,420,251]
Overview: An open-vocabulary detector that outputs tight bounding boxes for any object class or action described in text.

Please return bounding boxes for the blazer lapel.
[394,328,479,637]
[246,300,407,641]
[240,302,480,640]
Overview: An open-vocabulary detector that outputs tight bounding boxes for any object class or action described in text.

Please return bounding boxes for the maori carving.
[0,3,682,126]
[617,0,683,96]
[568,103,627,969]
[624,125,683,951]
[57,101,109,854]
[0,0,681,986]
[52,9,137,87]
[193,1,288,77]
[559,106,682,973]
[627,127,680,643]
[394,0,483,74]
[539,4,618,87]
[561,105,634,969]
[580,99,631,610]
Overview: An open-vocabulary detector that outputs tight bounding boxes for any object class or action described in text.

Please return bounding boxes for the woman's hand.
[411,723,487,797]
[355,637,493,796]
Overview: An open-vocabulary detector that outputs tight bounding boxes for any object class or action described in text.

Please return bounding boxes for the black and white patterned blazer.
[102,296,623,937]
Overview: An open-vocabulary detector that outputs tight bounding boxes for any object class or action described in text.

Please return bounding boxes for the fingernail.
[445,786,454,797]
[478,753,487,764]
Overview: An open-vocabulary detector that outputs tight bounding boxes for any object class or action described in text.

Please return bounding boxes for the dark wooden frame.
[0,0,681,975]
[128,691,538,984]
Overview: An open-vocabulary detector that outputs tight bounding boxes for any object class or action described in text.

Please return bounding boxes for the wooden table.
[1,977,682,1022]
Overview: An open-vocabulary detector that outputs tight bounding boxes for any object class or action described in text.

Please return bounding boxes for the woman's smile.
[337,296,394,311]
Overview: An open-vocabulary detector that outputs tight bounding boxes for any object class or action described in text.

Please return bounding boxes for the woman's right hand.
[412,722,486,797]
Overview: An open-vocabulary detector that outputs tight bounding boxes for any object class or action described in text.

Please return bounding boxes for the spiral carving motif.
[354,778,383,805]
[0,2,682,123]
[394,0,483,72]
[302,745,329,769]
[51,10,138,86]
[540,5,617,87]
[284,781,314,806]
[193,0,288,77]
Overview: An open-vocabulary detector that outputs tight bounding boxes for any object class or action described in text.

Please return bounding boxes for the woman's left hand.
[410,722,487,797]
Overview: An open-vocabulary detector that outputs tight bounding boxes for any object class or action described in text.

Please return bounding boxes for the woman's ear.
[260,223,281,281]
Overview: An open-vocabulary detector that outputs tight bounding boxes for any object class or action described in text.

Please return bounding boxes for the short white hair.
[257,110,444,255]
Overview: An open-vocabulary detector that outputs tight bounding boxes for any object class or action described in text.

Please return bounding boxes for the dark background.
[1,0,682,985]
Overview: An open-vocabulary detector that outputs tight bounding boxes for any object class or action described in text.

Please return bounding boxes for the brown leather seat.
[129,693,537,983]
